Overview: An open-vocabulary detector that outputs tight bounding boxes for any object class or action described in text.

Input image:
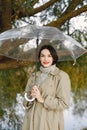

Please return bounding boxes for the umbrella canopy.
[0,24,86,64]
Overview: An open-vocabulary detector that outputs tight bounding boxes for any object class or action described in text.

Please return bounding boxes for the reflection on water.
[0,92,87,130]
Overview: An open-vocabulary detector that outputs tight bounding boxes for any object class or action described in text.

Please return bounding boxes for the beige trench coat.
[22,66,71,130]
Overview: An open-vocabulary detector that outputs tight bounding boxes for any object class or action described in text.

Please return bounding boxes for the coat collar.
[35,66,61,77]
[49,66,61,76]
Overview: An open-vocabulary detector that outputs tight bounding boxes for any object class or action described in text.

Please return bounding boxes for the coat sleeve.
[23,74,34,110]
[43,72,71,111]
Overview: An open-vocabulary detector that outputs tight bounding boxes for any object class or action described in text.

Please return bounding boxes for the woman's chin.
[42,64,51,68]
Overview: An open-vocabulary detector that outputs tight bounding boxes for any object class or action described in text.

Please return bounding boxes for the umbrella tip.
[73,59,76,66]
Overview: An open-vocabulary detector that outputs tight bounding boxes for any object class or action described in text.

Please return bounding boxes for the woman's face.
[40,49,53,68]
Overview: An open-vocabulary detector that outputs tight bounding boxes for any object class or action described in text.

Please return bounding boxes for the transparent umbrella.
[0,24,86,101]
[0,24,86,63]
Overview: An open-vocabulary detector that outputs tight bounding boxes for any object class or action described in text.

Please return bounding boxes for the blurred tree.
[0,67,27,117]
[0,0,87,69]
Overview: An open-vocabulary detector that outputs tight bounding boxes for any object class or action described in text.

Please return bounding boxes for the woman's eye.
[40,54,44,57]
[48,55,52,57]
[40,54,52,58]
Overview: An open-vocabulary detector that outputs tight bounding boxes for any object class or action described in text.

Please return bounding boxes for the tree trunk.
[0,0,12,32]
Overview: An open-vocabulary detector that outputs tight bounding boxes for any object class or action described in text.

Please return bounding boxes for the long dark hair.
[38,45,58,65]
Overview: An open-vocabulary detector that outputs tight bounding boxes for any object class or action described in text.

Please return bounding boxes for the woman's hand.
[31,85,44,103]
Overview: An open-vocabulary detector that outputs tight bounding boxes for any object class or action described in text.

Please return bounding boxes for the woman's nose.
[44,56,48,60]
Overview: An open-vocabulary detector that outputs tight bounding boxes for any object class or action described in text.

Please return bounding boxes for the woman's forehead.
[41,49,51,54]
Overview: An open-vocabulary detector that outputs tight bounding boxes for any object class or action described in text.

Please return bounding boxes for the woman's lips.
[43,62,49,64]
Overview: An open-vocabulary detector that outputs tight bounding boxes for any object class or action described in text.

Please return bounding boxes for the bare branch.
[64,0,83,13]
[32,0,39,6]
[47,5,87,28]
[11,0,58,19]
[28,0,58,15]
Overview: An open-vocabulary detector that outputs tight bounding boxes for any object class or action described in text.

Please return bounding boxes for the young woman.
[22,45,71,130]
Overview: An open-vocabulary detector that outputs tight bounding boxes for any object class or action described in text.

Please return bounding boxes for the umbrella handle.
[24,93,35,102]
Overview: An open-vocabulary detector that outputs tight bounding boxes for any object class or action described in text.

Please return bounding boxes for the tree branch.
[32,0,39,6]
[28,0,58,15]
[0,56,34,70]
[11,0,58,20]
[63,0,83,13]
[47,5,87,28]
